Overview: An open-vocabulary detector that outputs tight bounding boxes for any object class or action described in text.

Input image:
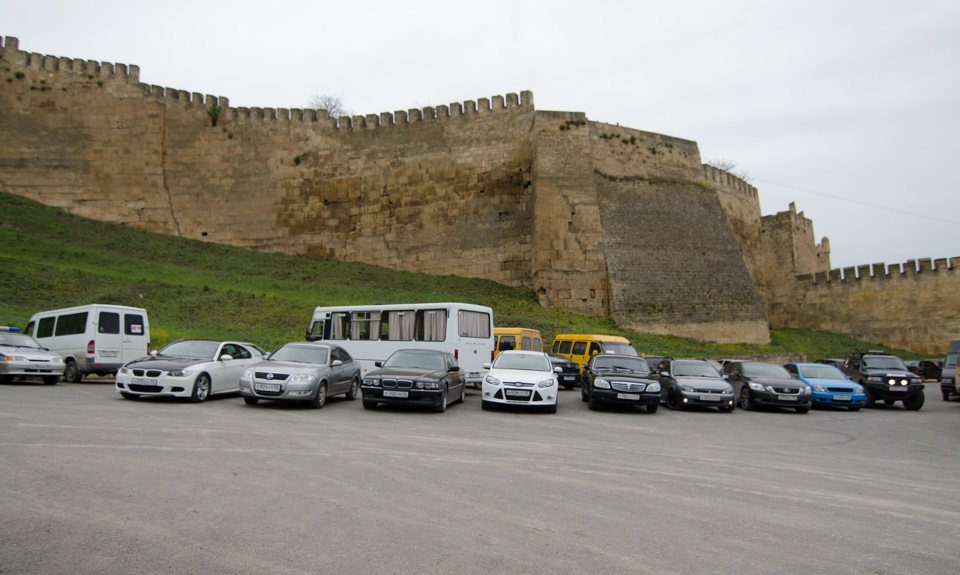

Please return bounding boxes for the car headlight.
[594,378,611,389]
[4,355,27,361]
[866,376,882,382]
[169,370,189,377]
[485,375,501,386]
[538,378,555,388]
[119,367,129,375]
[363,378,380,387]
[680,384,694,392]
[289,373,316,383]
[724,386,733,394]
[647,382,661,392]
[748,382,765,391]
[813,384,826,392]
[416,381,440,390]
[242,368,254,378]
[854,385,864,393]
[799,386,811,394]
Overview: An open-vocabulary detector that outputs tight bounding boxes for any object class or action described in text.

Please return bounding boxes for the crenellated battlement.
[332,91,534,131]
[702,164,758,200]
[1,35,140,82]
[798,256,959,284]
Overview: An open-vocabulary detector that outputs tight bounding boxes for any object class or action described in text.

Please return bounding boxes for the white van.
[26,304,150,382]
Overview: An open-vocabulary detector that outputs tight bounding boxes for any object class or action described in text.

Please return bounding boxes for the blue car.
[783,362,865,411]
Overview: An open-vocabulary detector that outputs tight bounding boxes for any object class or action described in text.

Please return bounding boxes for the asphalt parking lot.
[2,380,960,575]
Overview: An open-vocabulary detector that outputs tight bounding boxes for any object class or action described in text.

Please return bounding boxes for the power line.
[753,178,960,227]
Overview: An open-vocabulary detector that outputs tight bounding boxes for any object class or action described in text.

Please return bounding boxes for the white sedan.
[481,350,560,413]
[115,339,266,402]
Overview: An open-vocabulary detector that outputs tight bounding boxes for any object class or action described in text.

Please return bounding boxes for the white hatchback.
[481,350,559,413]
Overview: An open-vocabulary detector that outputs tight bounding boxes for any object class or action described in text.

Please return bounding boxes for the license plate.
[888,386,907,391]
[617,393,640,400]
[778,395,798,401]
[99,350,119,358]
[254,383,281,392]
[505,389,530,398]
[562,376,575,381]
[383,390,408,398]
[699,395,721,402]
[132,378,157,385]
[833,394,852,401]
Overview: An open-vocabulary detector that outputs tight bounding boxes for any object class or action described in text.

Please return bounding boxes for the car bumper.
[678,391,735,408]
[939,381,957,396]
[811,391,865,406]
[0,361,65,378]
[592,388,659,405]
[863,383,924,401]
[361,386,443,407]
[116,373,197,397]
[557,373,580,387]
[482,383,557,406]
[239,378,318,401]
[747,389,812,408]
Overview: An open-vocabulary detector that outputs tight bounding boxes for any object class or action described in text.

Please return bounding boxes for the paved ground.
[2,379,960,575]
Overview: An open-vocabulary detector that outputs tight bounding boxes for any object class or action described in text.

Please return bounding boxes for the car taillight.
[87,340,95,355]
[147,342,151,353]
[454,349,459,360]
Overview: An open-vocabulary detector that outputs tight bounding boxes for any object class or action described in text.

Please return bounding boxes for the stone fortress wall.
[1,36,956,354]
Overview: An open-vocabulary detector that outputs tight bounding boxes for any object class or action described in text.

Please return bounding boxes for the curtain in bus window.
[330,313,349,340]
[386,311,415,341]
[419,310,446,342]
[458,310,491,338]
[350,312,380,340]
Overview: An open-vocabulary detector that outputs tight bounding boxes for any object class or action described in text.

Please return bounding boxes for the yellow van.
[550,334,638,368]
[493,328,543,360]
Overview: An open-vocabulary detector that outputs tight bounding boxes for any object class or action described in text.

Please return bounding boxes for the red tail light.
[87,340,95,355]
[454,349,459,360]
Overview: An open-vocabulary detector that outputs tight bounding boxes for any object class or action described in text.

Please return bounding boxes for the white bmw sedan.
[481,350,559,413]
[115,339,266,402]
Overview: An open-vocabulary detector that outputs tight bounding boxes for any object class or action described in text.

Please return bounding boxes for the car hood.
[124,355,211,371]
[744,376,796,387]
[488,368,553,383]
[800,376,857,389]
[0,345,62,361]
[862,368,918,379]
[592,369,651,381]
[251,360,327,375]
[674,376,730,391]
[366,367,447,380]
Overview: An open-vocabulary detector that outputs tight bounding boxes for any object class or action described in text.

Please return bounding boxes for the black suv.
[840,351,924,410]
[581,354,659,413]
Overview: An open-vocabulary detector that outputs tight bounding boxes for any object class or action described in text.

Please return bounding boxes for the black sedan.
[581,354,659,412]
[723,361,812,413]
[360,349,465,413]
[548,353,581,389]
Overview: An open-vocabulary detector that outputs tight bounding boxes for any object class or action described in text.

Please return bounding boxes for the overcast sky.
[3,0,958,271]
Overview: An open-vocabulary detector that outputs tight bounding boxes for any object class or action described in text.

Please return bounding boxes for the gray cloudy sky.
[3,0,958,270]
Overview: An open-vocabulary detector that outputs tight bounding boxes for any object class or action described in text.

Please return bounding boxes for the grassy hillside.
[0,192,922,359]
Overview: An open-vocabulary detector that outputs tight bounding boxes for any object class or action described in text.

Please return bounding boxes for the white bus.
[306,302,494,386]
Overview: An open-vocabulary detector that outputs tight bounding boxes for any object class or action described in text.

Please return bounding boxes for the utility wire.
[753,178,960,227]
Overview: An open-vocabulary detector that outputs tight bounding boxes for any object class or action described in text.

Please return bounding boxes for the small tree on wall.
[206,102,223,127]
[704,158,751,183]
[308,94,350,118]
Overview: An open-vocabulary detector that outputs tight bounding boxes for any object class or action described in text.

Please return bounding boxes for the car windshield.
[602,343,638,356]
[494,353,550,372]
[269,345,328,365]
[862,356,908,370]
[673,361,720,378]
[742,363,791,378]
[798,365,846,380]
[159,340,219,359]
[593,357,649,374]
[0,333,45,349]
[383,351,445,370]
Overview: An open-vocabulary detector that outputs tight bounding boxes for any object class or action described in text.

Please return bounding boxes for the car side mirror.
[219,354,234,362]
[374,361,383,368]
[332,359,343,367]
[554,366,563,373]
[482,363,491,370]
[449,366,460,372]
[150,350,158,356]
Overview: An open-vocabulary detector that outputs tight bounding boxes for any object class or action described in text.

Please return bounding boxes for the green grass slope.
[0,192,918,359]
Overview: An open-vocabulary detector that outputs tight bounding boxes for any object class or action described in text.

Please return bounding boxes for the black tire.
[481,400,493,411]
[309,382,327,409]
[190,374,211,403]
[587,392,601,411]
[562,382,575,390]
[543,402,557,414]
[646,403,659,414]
[863,387,876,407]
[63,360,82,383]
[795,405,811,414]
[739,387,753,411]
[345,377,360,401]
[42,375,59,385]
[718,404,734,413]
[943,391,951,401]
[581,387,588,402]
[243,396,259,405]
[119,391,139,400]
[902,391,925,411]
[848,405,861,412]
[362,399,377,410]
[666,390,683,411]
[0,375,12,384]
[883,399,896,406]
[433,386,448,413]
[457,384,466,404]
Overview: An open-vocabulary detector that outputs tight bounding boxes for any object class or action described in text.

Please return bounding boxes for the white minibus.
[306,302,493,386]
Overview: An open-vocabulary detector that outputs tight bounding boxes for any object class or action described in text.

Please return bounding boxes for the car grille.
[131,369,163,378]
[255,389,284,397]
[771,386,800,394]
[129,384,163,393]
[254,371,290,381]
[494,389,544,401]
[694,388,726,394]
[612,381,646,393]
[381,379,414,390]
[827,386,854,393]
[502,381,535,387]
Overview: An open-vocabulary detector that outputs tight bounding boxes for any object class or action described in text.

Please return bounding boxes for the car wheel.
[63,360,82,383]
[883,399,896,406]
[795,405,810,414]
[562,382,574,390]
[863,387,876,407]
[0,375,13,384]
[543,402,557,414]
[190,374,211,403]
[942,391,951,401]
[458,384,466,404]
[848,405,861,412]
[119,391,139,400]
[434,386,448,413]
[718,404,734,413]
[309,382,327,409]
[243,396,259,405]
[581,387,588,402]
[739,387,753,410]
[42,375,59,385]
[481,400,493,411]
[646,403,659,414]
[362,399,377,410]
[587,392,601,411]
[666,390,683,410]
[902,392,925,411]
[345,377,360,401]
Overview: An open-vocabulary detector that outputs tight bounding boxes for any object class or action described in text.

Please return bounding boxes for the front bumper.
[811,390,865,407]
[116,373,196,397]
[863,382,924,401]
[361,386,443,407]
[239,377,318,401]
[0,360,65,379]
[678,391,736,408]
[592,388,659,406]
[482,383,557,406]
